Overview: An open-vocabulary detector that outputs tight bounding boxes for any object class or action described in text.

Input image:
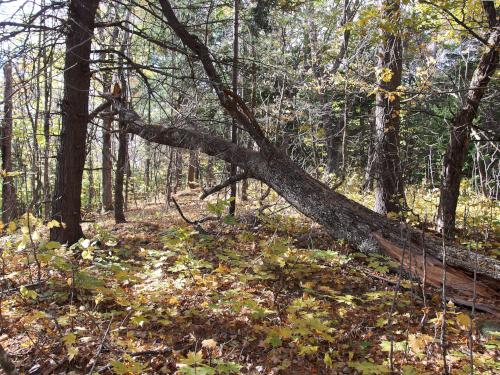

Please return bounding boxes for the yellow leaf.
[167,296,179,305]
[456,313,472,330]
[47,219,60,229]
[7,221,16,233]
[20,285,37,299]
[408,334,433,354]
[324,352,333,368]
[67,346,78,361]
[63,332,77,346]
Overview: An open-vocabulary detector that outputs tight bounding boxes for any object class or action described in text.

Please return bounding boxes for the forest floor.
[0,188,499,374]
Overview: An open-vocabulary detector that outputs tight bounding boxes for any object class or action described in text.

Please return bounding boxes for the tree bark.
[229,0,240,216]
[437,4,499,238]
[373,0,405,215]
[100,39,116,212]
[114,94,128,224]
[2,62,17,224]
[50,0,100,244]
[43,48,52,220]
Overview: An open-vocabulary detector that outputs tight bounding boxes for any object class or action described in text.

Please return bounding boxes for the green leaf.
[213,360,242,374]
[20,285,37,299]
[380,339,407,352]
[179,351,203,366]
[348,361,390,374]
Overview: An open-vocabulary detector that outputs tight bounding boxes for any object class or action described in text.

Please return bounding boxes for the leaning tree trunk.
[113,0,500,314]
[50,0,100,244]
[112,102,500,314]
[2,62,17,224]
[373,0,405,215]
[437,10,499,238]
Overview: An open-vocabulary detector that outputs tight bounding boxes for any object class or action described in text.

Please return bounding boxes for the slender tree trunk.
[2,62,16,224]
[114,90,128,223]
[187,149,197,186]
[101,60,115,212]
[229,0,240,215]
[373,0,405,215]
[87,152,94,210]
[175,150,183,192]
[437,5,499,237]
[43,54,52,220]
[50,0,100,244]
[145,97,152,199]
[165,147,174,206]
[113,10,132,224]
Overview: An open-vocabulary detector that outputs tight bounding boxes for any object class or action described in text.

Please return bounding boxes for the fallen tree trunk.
[113,0,500,314]
[112,99,500,315]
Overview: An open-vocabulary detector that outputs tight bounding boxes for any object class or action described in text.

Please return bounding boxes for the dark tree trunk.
[373,0,405,215]
[437,9,499,237]
[229,0,240,216]
[114,99,128,224]
[50,0,100,244]
[101,66,114,212]
[2,62,16,224]
[43,52,52,220]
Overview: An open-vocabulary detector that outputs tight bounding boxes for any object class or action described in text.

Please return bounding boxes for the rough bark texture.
[2,62,17,224]
[50,0,100,244]
[101,55,115,212]
[373,0,405,215]
[229,0,240,216]
[43,57,52,220]
[437,8,499,238]
[114,101,128,224]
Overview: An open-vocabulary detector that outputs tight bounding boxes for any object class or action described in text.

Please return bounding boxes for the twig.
[171,197,217,234]
[87,316,113,375]
[200,172,251,199]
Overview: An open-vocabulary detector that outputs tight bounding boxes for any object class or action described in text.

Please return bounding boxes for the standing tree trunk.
[437,3,499,238]
[114,86,128,224]
[50,0,100,244]
[114,9,132,224]
[373,0,405,215]
[229,0,240,216]
[100,47,116,212]
[187,149,197,186]
[43,53,52,220]
[2,62,16,224]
